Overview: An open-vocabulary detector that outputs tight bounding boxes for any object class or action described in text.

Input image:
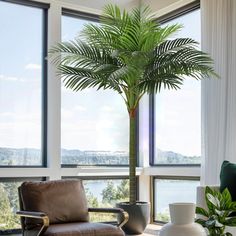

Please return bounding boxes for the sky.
[0,1,42,149]
[155,10,201,157]
[61,10,201,156]
[61,16,129,152]
[0,1,201,157]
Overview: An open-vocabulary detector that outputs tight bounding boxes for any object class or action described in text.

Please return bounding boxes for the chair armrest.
[17,211,48,218]
[88,207,129,228]
[16,211,49,236]
[88,207,125,214]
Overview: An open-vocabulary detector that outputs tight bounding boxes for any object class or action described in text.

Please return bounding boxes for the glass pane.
[154,179,200,222]
[0,2,43,166]
[61,16,129,165]
[0,181,21,231]
[83,179,129,221]
[0,179,44,232]
[154,9,201,164]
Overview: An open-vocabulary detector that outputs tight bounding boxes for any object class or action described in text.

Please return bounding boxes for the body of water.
[83,179,200,217]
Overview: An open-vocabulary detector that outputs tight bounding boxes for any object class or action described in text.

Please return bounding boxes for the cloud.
[0,74,24,82]
[25,63,41,70]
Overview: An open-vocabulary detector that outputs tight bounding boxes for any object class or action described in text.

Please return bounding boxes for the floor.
[8,224,162,236]
[7,224,161,236]
[126,224,161,236]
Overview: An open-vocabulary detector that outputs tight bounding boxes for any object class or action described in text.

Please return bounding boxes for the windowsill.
[61,166,143,177]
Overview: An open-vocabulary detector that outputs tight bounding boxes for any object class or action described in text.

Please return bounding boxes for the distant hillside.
[61,149,128,165]
[155,149,200,164]
[0,147,41,165]
[0,147,200,166]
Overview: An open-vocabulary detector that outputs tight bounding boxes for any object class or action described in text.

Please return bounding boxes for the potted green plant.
[196,186,236,236]
[50,5,216,234]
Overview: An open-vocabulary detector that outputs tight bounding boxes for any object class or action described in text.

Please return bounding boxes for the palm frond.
[155,38,198,55]
[147,40,217,77]
[100,4,131,34]
[156,23,183,43]
[138,74,184,93]
[59,65,123,93]
[81,24,117,50]
[50,39,121,69]
[50,4,218,106]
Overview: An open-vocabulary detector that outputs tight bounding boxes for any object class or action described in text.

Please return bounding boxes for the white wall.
[60,0,138,11]
[31,0,194,16]
[142,0,197,17]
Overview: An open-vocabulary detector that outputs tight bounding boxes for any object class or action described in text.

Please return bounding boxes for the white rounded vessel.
[159,203,206,236]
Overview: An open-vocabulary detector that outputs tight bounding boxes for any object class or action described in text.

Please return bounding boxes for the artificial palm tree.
[51,5,216,205]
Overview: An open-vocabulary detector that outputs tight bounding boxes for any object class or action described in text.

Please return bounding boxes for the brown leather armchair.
[17,179,128,236]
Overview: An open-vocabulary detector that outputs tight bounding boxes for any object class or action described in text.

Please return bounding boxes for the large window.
[0,1,47,166]
[0,178,45,233]
[152,9,201,165]
[61,13,129,166]
[153,177,200,222]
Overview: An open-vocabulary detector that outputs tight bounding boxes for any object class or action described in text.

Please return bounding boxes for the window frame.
[1,0,49,9]
[157,0,200,24]
[151,175,200,224]
[149,3,201,167]
[60,9,139,168]
[0,0,49,168]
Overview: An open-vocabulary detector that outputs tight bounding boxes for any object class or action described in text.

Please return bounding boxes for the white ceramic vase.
[159,203,207,236]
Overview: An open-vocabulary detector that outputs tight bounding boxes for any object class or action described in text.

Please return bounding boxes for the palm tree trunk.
[129,108,136,204]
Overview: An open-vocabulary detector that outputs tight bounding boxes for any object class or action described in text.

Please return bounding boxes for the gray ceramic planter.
[116,201,150,235]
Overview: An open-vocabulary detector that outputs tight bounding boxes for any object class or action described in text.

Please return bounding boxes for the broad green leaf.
[196,207,209,217]
[225,232,233,236]
[222,188,232,208]
[207,193,221,209]
[214,220,224,228]
[228,202,236,211]
[205,219,217,227]
[224,217,236,226]
[205,186,216,213]
[215,209,225,217]
[195,218,207,226]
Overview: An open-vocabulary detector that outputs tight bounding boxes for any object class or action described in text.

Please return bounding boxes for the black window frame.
[0,177,46,235]
[61,9,139,168]
[0,0,49,168]
[151,175,200,224]
[149,1,201,167]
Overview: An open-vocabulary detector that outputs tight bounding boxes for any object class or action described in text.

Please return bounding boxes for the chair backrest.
[18,179,89,228]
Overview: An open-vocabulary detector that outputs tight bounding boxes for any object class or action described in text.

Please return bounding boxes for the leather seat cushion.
[43,222,125,236]
[20,179,89,225]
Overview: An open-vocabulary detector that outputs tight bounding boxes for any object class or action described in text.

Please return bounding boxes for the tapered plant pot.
[116,201,150,235]
[159,203,206,236]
